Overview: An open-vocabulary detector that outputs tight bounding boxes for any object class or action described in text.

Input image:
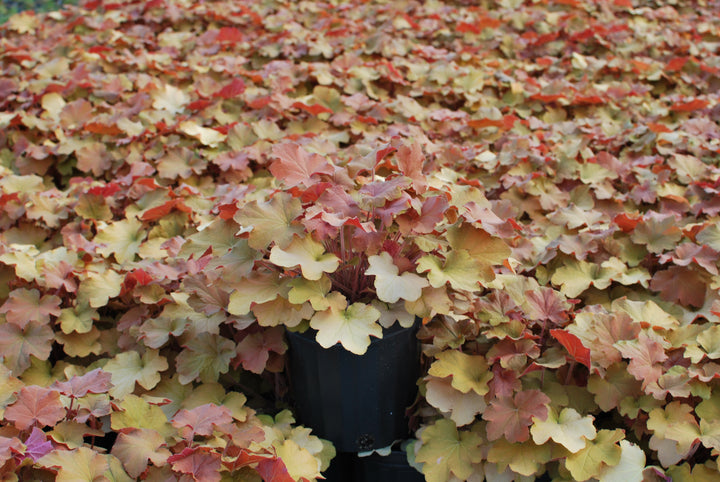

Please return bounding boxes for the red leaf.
[291,101,333,115]
[650,266,707,308]
[140,199,193,221]
[217,203,239,220]
[375,144,397,165]
[5,386,66,430]
[256,457,295,482]
[247,96,272,109]
[87,182,121,197]
[299,182,334,203]
[613,213,640,232]
[168,447,222,482]
[468,115,516,130]
[666,57,689,72]
[572,94,605,105]
[670,99,709,112]
[550,330,591,369]
[217,27,244,43]
[171,404,233,438]
[52,368,113,398]
[483,389,550,443]
[647,122,672,133]
[268,143,333,188]
[214,78,246,99]
[84,122,122,136]
[88,45,112,54]
[124,269,154,291]
[187,99,213,110]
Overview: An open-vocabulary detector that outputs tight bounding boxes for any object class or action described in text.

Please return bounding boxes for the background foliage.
[1,0,720,480]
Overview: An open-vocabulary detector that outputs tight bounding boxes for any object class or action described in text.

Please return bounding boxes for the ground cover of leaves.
[0,0,78,25]
[1,0,720,480]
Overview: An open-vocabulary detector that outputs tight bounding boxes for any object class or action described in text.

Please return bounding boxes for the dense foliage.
[0,0,77,24]
[1,0,720,480]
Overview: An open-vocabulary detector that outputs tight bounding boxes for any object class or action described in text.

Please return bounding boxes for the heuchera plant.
[1,0,720,481]
[228,139,511,355]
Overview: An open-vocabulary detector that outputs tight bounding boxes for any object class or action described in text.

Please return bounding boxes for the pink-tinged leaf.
[397,195,449,235]
[650,266,707,308]
[111,428,171,478]
[483,390,550,443]
[214,78,246,99]
[616,334,668,387]
[659,243,719,276]
[24,427,53,462]
[550,329,591,369]
[524,288,570,324]
[0,435,24,466]
[216,26,244,43]
[396,142,426,186]
[168,447,222,482]
[269,143,333,188]
[171,403,233,439]
[0,320,54,375]
[0,288,61,328]
[5,386,66,430]
[256,456,295,482]
[51,368,113,398]
[235,327,287,374]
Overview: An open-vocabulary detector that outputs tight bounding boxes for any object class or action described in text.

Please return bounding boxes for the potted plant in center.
[225,137,512,454]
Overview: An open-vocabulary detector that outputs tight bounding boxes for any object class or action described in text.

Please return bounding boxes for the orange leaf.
[140,199,192,221]
[647,122,672,133]
[291,101,333,115]
[84,122,122,136]
[550,330,591,369]
[671,99,709,112]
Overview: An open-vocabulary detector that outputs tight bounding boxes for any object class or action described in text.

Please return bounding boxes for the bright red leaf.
[550,329,592,369]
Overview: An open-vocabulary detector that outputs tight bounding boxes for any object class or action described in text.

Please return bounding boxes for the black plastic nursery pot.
[286,319,421,452]
[356,450,425,482]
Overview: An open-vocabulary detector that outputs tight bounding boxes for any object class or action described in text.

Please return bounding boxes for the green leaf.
[176,333,235,384]
[597,440,646,482]
[427,351,492,396]
[104,350,169,398]
[227,271,287,316]
[77,268,124,308]
[39,447,109,482]
[309,293,382,355]
[415,419,484,482]
[111,428,171,479]
[269,235,340,280]
[564,429,624,481]
[94,218,145,264]
[366,251,429,303]
[287,276,332,311]
[550,259,620,297]
[417,250,488,291]
[531,407,597,453]
[110,394,174,438]
[235,193,303,250]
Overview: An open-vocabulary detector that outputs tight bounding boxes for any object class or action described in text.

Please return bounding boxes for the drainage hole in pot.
[356,433,375,451]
